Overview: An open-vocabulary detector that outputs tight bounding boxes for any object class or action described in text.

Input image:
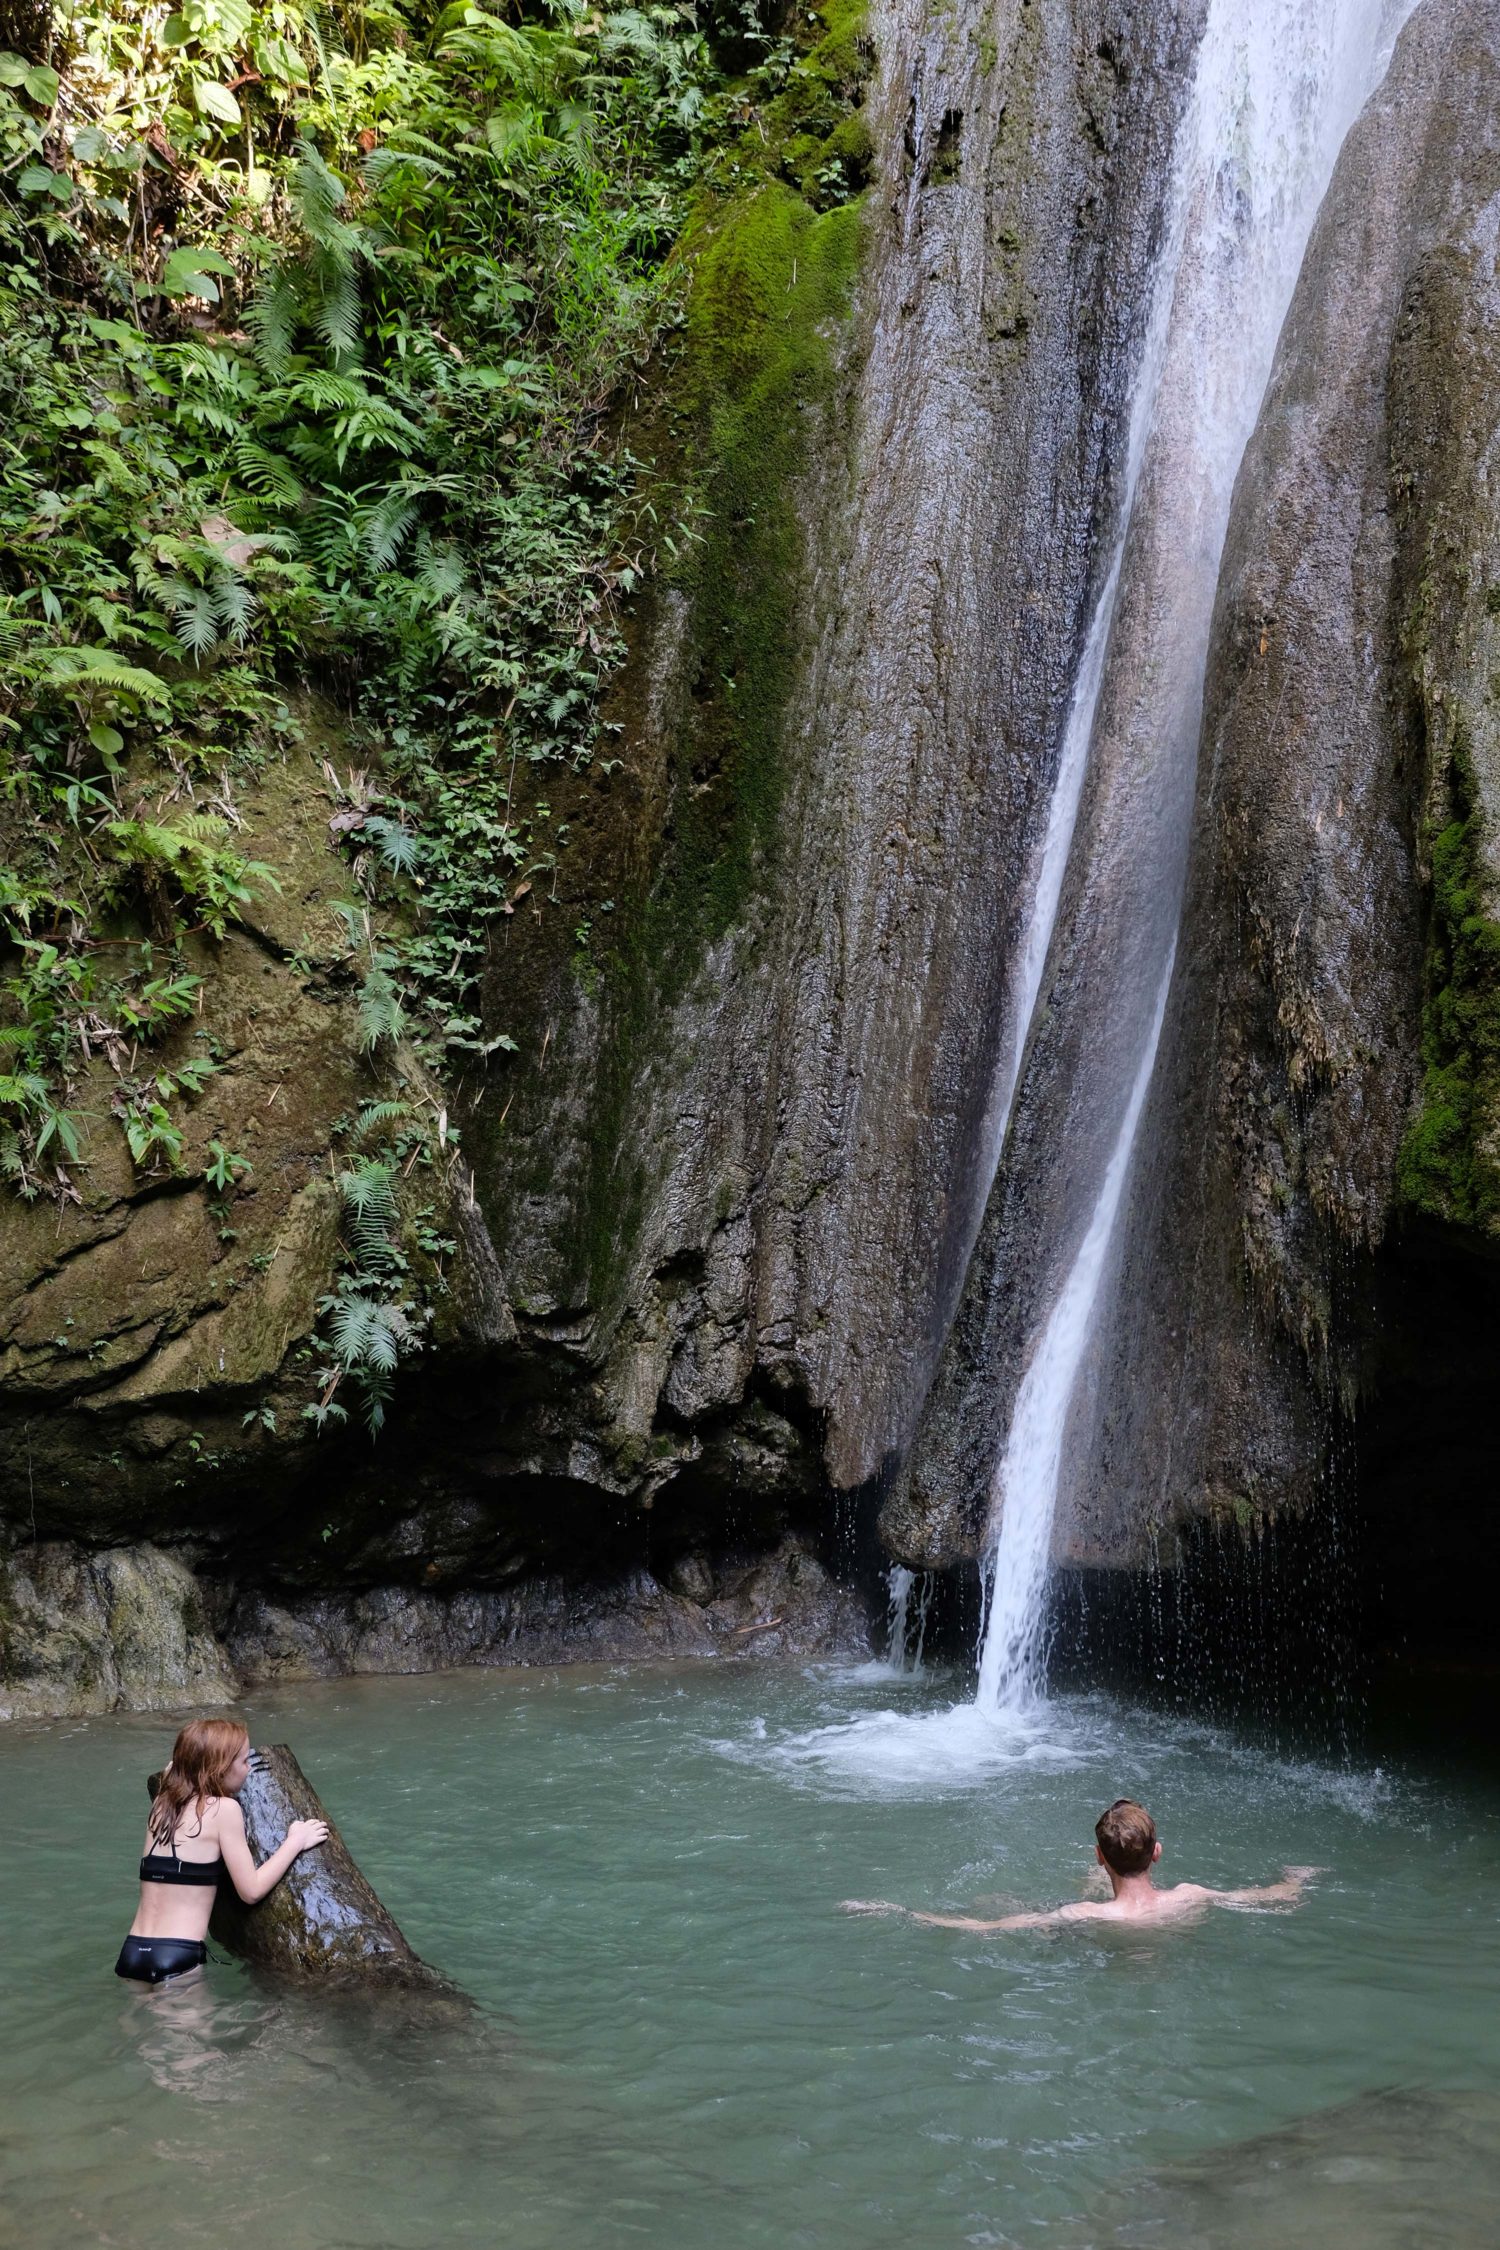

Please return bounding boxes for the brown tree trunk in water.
[146,1743,466,1999]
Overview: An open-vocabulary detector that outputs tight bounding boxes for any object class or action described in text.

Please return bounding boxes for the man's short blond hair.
[1095,1799,1157,1876]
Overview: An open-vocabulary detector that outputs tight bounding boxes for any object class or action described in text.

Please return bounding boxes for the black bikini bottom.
[115,1935,208,1983]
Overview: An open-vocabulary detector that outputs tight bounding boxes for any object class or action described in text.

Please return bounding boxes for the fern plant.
[0,0,768,1218]
[305,1156,424,1434]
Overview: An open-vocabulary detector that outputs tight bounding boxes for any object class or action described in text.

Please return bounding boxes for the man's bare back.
[842,1796,1325,1934]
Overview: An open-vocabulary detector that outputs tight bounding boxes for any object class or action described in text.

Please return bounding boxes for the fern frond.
[356,963,405,1051]
[328,1292,379,1366]
[359,493,419,571]
[0,1073,49,1107]
[245,267,299,377]
[311,259,362,365]
[354,1100,413,1139]
[362,1306,403,1372]
[172,585,219,658]
[338,1160,398,1222]
[211,574,257,645]
[231,438,305,507]
[362,815,421,873]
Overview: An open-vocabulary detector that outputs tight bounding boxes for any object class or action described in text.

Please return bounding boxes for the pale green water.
[4,1659,1499,2249]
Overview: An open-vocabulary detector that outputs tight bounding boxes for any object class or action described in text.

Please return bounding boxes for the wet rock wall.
[1069,0,1500,1568]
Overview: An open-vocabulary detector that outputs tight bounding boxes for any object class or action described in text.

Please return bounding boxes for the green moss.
[669,183,863,941]
[1396,747,1500,1230]
[553,4,873,1312]
[570,179,866,1309]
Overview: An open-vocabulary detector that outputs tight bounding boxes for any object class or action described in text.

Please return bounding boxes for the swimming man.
[844,1798,1324,1930]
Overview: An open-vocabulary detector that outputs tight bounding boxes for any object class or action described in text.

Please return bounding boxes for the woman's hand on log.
[287,1818,330,1855]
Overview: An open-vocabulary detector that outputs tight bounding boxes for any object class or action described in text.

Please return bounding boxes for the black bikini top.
[140,1841,222,1887]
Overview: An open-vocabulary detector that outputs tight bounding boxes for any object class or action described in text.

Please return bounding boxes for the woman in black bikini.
[117,1716,328,1984]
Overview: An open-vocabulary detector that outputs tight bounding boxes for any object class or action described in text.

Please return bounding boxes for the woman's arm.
[215,1798,329,1904]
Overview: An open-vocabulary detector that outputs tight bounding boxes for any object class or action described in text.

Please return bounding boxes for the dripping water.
[883,1564,935,1673]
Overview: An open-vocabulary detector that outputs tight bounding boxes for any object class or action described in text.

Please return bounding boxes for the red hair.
[149,1718,249,1848]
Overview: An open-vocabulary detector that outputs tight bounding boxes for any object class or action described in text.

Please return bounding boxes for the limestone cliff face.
[1060,0,1500,1569]
[461,0,1203,1513]
[1,4,1208,1712]
[28,0,1493,1698]
[878,0,1500,1580]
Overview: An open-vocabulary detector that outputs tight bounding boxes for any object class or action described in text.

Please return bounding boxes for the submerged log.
[146,1742,464,1998]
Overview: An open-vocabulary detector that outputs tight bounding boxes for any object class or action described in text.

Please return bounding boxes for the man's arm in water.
[910,1905,1105,1931]
[1202,1865,1327,1909]
[841,1900,1109,1931]
[841,1868,1326,1930]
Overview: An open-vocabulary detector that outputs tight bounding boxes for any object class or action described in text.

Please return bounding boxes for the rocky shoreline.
[0,1533,872,1722]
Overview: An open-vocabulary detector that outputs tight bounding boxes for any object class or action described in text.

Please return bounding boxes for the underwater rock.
[1054,2086,1500,2250]
[149,1743,463,1997]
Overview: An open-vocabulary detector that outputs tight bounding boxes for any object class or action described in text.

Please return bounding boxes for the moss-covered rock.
[1389,218,1500,1238]
[0,1543,239,1719]
[0,709,474,1546]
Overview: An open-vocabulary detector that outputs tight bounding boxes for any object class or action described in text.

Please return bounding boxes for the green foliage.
[205,1137,252,1189]
[0,0,789,1181]
[305,1124,452,1432]
[0,0,878,1455]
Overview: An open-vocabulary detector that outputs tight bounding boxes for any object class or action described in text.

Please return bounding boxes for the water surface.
[5,1660,1497,2247]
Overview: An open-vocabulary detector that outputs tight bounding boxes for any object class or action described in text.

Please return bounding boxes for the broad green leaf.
[22,63,58,104]
[191,79,242,126]
[160,244,237,300]
[87,721,125,758]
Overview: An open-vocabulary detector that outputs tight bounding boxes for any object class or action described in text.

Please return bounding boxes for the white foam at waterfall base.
[724,1674,1415,1816]
[764,1695,1097,1798]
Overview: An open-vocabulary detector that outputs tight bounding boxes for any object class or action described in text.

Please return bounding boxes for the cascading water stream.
[884,1564,935,1673]
[975,953,1177,1713]
[972,0,1418,1719]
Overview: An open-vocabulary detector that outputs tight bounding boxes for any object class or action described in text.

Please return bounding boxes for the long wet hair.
[148,1718,249,1849]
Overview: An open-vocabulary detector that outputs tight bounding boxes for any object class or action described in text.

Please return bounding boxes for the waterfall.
[973,0,1418,1717]
[884,1564,935,1673]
